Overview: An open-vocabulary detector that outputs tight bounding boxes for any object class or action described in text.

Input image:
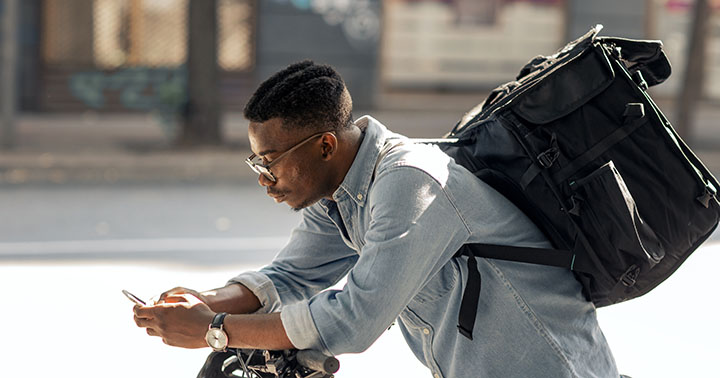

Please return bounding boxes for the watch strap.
[210,312,228,329]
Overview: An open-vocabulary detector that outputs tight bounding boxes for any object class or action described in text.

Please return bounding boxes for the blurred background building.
[4,0,720,116]
[0,0,718,162]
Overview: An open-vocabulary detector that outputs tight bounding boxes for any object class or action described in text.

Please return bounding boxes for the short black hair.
[243,60,353,131]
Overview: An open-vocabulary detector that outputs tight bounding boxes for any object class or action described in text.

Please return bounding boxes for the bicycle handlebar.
[198,348,339,378]
[295,350,339,374]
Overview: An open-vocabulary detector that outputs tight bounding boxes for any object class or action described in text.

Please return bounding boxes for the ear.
[319,133,338,160]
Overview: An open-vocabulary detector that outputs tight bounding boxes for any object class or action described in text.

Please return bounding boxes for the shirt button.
[423,328,430,335]
[357,193,363,200]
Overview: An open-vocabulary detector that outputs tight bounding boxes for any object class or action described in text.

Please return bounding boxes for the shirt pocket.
[411,260,459,304]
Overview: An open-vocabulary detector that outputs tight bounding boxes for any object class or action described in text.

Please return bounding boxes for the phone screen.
[122,289,147,306]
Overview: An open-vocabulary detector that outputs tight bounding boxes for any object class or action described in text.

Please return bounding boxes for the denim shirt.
[230,116,618,378]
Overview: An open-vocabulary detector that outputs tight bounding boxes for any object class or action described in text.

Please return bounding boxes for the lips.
[268,191,286,202]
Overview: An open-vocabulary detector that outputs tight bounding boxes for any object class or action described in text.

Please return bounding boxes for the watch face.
[205,328,228,351]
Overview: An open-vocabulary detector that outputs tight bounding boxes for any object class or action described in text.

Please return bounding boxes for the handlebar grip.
[295,350,339,374]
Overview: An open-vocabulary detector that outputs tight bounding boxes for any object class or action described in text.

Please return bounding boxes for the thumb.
[157,287,193,303]
[179,293,203,306]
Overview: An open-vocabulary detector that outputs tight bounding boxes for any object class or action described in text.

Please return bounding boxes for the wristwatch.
[205,312,229,352]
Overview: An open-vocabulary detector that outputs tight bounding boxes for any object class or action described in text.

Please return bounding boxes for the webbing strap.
[518,103,647,188]
[457,249,480,340]
[552,115,648,184]
[460,243,575,268]
[455,243,576,340]
[519,163,542,190]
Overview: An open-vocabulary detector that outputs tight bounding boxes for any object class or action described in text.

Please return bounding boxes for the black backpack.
[436,25,720,340]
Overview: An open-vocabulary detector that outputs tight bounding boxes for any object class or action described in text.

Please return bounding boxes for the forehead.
[248,118,299,155]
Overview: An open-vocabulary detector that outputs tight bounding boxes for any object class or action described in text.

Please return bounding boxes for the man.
[134,61,619,377]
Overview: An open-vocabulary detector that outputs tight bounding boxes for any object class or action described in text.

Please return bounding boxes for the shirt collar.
[330,115,389,207]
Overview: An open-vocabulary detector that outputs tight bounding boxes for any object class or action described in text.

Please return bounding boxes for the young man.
[134,61,619,377]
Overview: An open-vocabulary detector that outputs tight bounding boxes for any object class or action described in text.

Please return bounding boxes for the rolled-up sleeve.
[281,167,471,355]
[226,271,282,314]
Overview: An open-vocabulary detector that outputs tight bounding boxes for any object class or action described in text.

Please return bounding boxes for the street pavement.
[1,242,718,378]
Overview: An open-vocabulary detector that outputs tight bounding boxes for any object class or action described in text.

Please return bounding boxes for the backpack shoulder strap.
[456,243,575,268]
[454,243,576,340]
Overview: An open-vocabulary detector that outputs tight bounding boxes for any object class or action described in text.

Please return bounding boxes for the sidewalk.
[0,112,255,184]
[0,93,478,184]
[1,93,719,184]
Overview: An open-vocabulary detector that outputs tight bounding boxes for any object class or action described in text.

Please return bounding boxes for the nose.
[258,173,274,187]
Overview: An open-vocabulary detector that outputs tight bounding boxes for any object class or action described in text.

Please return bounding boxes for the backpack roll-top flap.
[598,37,671,87]
[513,45,615,125]
[513,26,599,83]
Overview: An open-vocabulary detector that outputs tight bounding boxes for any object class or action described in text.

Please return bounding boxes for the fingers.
[134,308,161,338]
[134,314,153,328]
[132,302,211,349]
[162,292,205,306]
[176,293,203,305]
[133,304,154,319]
[133,303,164,342]
[158,287,193,303]
[161,295,189,304]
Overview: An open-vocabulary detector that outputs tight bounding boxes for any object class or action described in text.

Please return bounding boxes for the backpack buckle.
[568,195,584,216]
[632,71,649,91]
[537,148,559,168]
[697,182,717,208]
[537,133,559,168]
[621,265,640,287]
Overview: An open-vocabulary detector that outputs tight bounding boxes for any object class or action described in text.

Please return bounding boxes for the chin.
[289,197,321,212]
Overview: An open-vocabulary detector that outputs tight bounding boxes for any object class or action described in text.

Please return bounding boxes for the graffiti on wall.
[69,67,186,132]
[274,0,381,50]
[69,67,186,110]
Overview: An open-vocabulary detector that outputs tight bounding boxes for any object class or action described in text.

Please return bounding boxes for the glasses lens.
[245,158,276,182]
[257,168,275,182]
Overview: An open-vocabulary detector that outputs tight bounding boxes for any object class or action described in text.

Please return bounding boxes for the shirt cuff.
[281,300,329,354]
[227,271,282,314]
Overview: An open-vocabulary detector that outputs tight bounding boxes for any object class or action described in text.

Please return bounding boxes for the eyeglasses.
[245,130,335,182]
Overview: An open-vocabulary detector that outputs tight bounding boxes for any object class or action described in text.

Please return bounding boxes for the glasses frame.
[245,130,335,182]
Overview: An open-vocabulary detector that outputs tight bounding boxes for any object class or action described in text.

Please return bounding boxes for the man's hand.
[131,284,283,350]
[133,293,215,349]
[151,284,262,314]
[155,286,207,305]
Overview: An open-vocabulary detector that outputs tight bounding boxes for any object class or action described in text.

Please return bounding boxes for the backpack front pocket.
[570,161,665,282]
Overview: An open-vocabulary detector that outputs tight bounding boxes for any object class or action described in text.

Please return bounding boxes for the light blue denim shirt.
[230,116,618,378]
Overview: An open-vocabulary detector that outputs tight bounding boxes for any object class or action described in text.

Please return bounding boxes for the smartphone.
[122,289,147,306]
